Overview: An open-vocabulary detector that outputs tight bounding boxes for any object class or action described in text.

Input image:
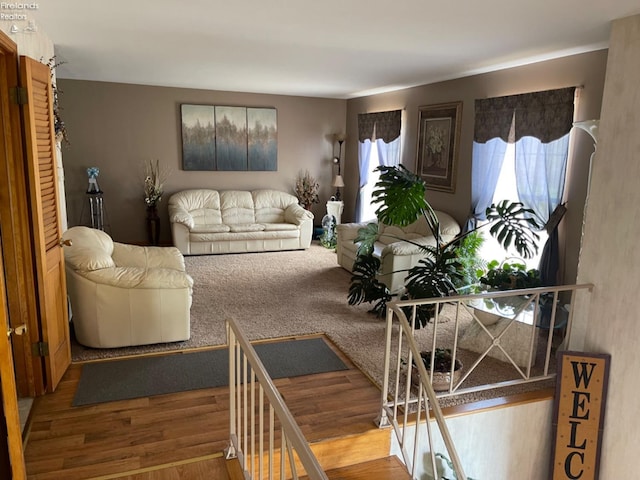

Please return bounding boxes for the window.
[470,88,575,285]
[359,142,381,222]
[478,143,548,270]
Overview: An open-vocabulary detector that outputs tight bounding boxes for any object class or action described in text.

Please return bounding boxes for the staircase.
[225,322,412,480]
[223,453,411,480]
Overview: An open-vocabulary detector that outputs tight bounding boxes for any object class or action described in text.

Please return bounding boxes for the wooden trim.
[0,32,42,398]
[440,387,555,418]
[88,453,224,480]
[0,226,27,479]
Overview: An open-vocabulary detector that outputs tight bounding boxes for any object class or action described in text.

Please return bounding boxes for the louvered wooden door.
[19,56,70,392]
[0,244,26,479]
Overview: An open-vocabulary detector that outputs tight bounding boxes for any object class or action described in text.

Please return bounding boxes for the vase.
[146,206,160,246]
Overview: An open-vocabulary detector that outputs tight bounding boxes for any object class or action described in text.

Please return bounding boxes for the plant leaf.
[354,222,379,256]
[347,254,392,316]
[373,165,427,227]
[485,200,541,259]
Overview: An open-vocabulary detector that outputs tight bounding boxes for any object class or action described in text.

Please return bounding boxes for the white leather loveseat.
[336,211,461,292]
[62,226,193,348]
[168,189,314,255]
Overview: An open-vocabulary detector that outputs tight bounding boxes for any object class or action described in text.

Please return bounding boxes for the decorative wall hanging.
[180,104,277,171]
[550,351,610,480]
[415,101,462,193]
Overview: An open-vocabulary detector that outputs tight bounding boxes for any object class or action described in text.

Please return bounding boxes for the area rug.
[73,337,347,406]
[71,243,554,408]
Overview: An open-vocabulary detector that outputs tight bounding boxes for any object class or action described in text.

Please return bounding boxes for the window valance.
[474,87,576,144]
[357,109,402,143]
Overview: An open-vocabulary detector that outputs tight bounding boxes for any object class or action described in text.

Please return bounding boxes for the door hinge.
[9,86,28,105]
[32,341,49,357]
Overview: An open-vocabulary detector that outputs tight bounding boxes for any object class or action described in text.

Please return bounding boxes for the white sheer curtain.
[356,139,374,222]
[356,110,402,222]
[466,137,508,231]
[515,134,570,285]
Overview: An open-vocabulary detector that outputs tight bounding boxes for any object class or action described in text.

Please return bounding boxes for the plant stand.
[146,206,160,246]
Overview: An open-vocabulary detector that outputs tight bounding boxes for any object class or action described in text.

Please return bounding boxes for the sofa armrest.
[112,243,186,271]
[381,236,438,257]
[284,203,314,225]
[81,266,193,289]
[336,222,372,243]
[168,205,195,229]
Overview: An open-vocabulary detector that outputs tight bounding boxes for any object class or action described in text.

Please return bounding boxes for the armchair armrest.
[112,243,186,271]
[144,246,186,271]
[284,203,314,225]
[168,204,195,229]
[81,266,193,289]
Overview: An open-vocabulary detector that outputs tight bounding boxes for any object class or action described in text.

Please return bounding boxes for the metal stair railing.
[376,284,593,479]
[225,318,329,480]
[377,303,468,480]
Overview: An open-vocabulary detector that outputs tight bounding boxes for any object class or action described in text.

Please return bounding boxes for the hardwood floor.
[23,336,388,480]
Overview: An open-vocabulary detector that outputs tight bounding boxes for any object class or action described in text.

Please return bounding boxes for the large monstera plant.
[347,165,540,328]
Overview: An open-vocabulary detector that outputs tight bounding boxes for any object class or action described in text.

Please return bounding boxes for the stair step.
[302,456,412,480]
[225,455,245,480]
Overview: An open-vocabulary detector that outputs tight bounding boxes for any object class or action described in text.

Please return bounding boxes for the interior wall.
[391,399,553,479]
[573,14,640,478]
[344,49,608,284]
[58,80,347,243]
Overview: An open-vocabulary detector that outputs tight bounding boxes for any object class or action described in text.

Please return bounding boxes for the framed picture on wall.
[180,104,277,171]
[415,101,462,193]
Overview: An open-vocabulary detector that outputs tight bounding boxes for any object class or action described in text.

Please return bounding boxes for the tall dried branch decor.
[143,159,170,208]
[294,170,320,210]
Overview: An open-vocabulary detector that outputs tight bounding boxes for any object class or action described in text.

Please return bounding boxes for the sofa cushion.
[169,190,224,229]
[229,223,266,233]
[171,189,221,211]
[190,223,231,234]
[221,191,256,225]
[262,223,299,231]
[253,189,298,223]
[192,208,224,227]
[190,230,299,242]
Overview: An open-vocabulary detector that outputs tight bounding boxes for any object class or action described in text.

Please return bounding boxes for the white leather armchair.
[62,226,193,348]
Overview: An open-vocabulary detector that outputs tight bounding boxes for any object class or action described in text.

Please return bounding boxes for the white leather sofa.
[168,189,314,255]
[62,226,193,348]
[336,211,461,292]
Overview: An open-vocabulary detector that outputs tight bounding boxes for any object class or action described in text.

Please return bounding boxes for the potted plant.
[347,165,541,328]
[468,258,543,325]
[451,230,486,293]
[411,348,463,391]
[479,258,541,291]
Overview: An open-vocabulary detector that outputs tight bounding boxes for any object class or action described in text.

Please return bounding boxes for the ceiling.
[25,0,640,99]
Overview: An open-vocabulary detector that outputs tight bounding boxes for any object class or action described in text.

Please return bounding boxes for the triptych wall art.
[180,104,277,171]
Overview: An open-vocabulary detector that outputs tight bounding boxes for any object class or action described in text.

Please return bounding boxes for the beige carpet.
[71,243,555,407]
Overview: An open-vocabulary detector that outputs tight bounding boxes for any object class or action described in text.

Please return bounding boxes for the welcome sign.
[550,351,610,479]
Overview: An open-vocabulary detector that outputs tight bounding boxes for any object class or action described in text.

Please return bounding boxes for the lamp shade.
[332,175,345,188]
